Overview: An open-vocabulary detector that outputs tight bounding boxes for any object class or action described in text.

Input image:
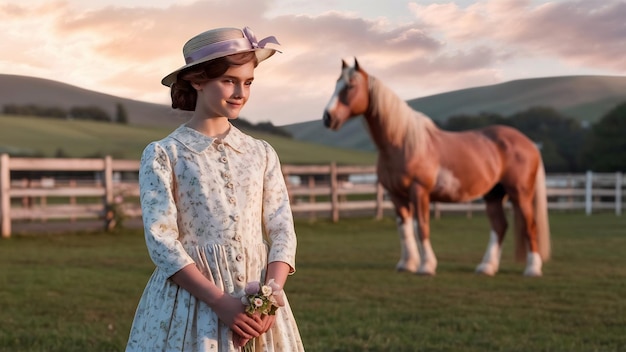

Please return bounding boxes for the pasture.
[0,115,376,165]
[1,212,625,351]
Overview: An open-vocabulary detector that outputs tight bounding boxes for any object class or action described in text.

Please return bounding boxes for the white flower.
[253,297,264,307]
[261,285,272,297]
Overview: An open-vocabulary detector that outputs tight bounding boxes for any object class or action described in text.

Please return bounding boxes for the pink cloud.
[0,1,68,18]
[1,0,624,125]
[51,0,273,62]
[508,1,626,70]
[269,13,441,56]
[409,0,626,71]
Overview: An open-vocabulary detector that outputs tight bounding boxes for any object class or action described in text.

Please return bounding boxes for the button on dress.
[126,125,304,352]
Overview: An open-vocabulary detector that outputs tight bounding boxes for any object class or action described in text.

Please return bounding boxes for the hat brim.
[161,47,278,87]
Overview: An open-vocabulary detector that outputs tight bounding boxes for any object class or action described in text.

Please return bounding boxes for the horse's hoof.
[523,268,543,277]
[475,263,498,276]
[524,252,543,277]
[416,268,436,276]
[396,262,419,273]
[396,264,418,273]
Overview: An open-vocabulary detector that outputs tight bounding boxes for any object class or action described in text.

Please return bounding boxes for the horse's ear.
[354,57,361,71]
[342,59,349,69]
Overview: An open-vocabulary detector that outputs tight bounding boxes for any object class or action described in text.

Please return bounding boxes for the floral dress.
[126,124,305,352]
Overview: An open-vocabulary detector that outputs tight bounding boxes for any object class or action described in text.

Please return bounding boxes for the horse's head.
[322,58,370,131]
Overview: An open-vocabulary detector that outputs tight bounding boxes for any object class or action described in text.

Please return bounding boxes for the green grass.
[0,115,375,165]
[1,212,625,351]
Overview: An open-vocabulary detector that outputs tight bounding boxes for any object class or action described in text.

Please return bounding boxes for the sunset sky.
[1,0,625,125]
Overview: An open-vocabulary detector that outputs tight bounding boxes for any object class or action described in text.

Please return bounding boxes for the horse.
[322,58,551,276]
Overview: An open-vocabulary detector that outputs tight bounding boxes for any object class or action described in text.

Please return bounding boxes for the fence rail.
[0,154,623,237]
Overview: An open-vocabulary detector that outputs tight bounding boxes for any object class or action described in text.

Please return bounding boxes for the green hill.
[283,75,626,151]
[0,74,375,164]
[0,74,182,128]
[407,75,626,122]
[3,73,626,154]
[0,115,375,165]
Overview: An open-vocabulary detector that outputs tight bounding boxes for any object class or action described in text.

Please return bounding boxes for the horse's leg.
[476,192,508,276]
[391,196,420,273]
[412,183,437,275]
[512,196,543,277]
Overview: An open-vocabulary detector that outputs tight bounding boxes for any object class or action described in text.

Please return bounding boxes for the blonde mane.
[366,75,436,156]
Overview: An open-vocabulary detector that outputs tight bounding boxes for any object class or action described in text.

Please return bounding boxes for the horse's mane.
[367,75,436,155]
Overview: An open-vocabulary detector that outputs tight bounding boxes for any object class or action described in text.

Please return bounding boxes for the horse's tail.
[514,159,551,262]
[534,160,551,262]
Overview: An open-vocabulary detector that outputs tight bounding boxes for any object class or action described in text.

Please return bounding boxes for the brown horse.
[322,58,551,276]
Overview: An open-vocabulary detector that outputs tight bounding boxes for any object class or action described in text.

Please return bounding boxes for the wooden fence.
[0,155,623,237]
[282,165,624,221]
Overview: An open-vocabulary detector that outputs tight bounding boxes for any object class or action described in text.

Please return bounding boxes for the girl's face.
[193,60,255,119]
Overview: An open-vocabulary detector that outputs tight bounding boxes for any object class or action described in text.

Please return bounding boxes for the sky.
[1,0,625,126]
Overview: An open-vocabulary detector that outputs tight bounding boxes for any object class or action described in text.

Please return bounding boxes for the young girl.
[126,26,305,352]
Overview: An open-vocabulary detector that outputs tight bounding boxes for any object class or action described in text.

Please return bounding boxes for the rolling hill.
[282,75,626,151]
[2,73,626,154]
[0,74,183,128]
[0,74,378,164]
[0,114,376,165]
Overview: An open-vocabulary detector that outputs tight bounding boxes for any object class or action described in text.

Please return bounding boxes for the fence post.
[69,179,77,222]
[308,175,316,221]
[1,154,11,238]
[616,172,623,216]
[375,182,384,220]
[104,156,113,205]
[330,162,339,222]
[104,156,114,230]
[585,170,593,215]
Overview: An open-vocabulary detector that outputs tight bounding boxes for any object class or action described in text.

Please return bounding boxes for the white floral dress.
[126,124,305,352]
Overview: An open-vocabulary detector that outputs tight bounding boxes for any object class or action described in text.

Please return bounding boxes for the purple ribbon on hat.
[185,27,280,64]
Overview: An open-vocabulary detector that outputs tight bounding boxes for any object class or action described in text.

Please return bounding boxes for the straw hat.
[161,26,280,87]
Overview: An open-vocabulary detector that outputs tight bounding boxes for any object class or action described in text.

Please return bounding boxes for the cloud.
[408,0,626,71]
[52,1,269,62]
[510,1,626,70]
[0,0,624,125]
[270,13,441,58]
[0,2,73,76]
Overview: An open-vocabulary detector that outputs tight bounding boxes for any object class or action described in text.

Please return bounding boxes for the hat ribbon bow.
[242,26,280,49]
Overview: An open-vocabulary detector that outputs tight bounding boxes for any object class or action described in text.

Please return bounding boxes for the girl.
[126,26,304,352]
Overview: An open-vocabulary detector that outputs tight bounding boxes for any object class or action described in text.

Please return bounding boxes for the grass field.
[0,115,376,165]
[1,212,625,351]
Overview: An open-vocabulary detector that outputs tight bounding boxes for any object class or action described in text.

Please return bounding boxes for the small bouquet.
[238,279,284,352]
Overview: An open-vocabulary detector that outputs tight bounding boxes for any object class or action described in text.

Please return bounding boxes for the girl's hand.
[232,333,249,347]
[213,294,263,341]
[232,313,276,347]
[260,313,277,334]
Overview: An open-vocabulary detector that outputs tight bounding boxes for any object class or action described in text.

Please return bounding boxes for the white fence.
[282,164,624,221]
[0,155,623,237]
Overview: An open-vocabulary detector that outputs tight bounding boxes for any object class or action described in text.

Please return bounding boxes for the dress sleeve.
[261,141,297,273]
[139,142,195,278]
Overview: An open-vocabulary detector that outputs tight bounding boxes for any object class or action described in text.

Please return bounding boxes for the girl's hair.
[170,52,258,111]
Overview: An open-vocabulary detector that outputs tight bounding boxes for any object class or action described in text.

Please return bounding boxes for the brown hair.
[170,52,258,111]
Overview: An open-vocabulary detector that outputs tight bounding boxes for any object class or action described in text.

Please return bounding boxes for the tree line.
[3,101,622,172]
[1,102,293,137]
[3,103,129,124]
[436,102,626,173]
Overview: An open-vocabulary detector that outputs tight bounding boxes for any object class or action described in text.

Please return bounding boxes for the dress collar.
[170,123,245,154]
